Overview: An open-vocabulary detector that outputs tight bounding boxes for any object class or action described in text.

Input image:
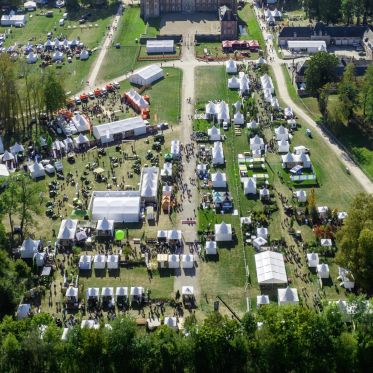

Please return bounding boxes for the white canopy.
[295,190,307,202]
[277,139,289,153]
[247,119,258,129]
[257,294,270,306]
[53,51,64,60]
[275,125,288,140]
[234,111,244,124]
[215,222,232,241]
[168,228,181,241]
[94,254,107,269]
[79,255,92,269]
[253,236,267,250]
[226,58,237,73]
[130,64,163,86]
[157,230,168,239]
[257,227,269,239]
[71,113,90,132]
[116,287,128,300]
[80,49,89,60]
[66,287,78,301]
[92,197,140,222]
[57,218,78,241]
[317,263,329,278]
[205,241,217,255]
[278,287,299,305]
[256,56,267,64]
[337,212,348,220]
[250,135,264,150]
[97,217,114,233]
[86,287,100,301]
[182,286,194,296]
[307,252,319,267]
[101,287,114,297]
[11,142,25,154]
[212,142,224,164]
[168,254,180,268]
[20,237,39,258]
[107,255,119,269]
[244,178,256,194]
[182,254,194,268]
[74,133,89,146]
[208,125,221,141]
[255,251,287,284]
[211,171,227,188]
[28,162,45,178]
[27,52,38,63]
[281,151,295,164]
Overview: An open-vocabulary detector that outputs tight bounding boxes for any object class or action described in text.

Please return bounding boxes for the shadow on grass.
[205,253,219,262]
[79,268,92,278]
[159,268,173,278]
[94,268,107,278]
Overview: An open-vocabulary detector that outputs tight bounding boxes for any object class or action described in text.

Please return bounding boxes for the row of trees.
[1,299,373,373]
[0,54,66,139]
[302,0,373,25]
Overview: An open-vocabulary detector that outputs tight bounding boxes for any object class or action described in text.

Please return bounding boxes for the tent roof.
[216,221,232,234]
[22,237,39,251]
[212,170,226,181]
[130,286,144,295]
[165,317,177,326]
[107,255,118,262]
[206,241,217,248]
[101,287,114,296]
[66,287,78,296]
[307,252,319,261]
[87,287,99,296]
[296,190,306,196]
[244,178,256,188]
[250,135,263,144]
[157,230,168,238]
[208,125,219,134]
[79,255,91,262]
[321,239,332,246]
[278,139,288,146]
[29,162,44,172]
[260,188,269,195]
[257,294,270,304]
[248,119,257,128]
[97,217,114,231]
[116,287,128,295]
[279,286,298,302]
[168,228,181,240]
[234,111,243,119]
[317,263,329,272]
[168,254,179,262]
[135,64,163,80]
[182,286,194,295]
[276,125,287,134]
[255,251,287,284]
[282,152,295,163]
[182,254,193,262]
[94,254,106,263]
[234,100,241,109]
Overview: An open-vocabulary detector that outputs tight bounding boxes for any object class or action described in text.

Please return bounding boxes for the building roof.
[220,5,237,22]
[278,286,299,302]
[135,64,163,80]
[94,116,146,139]
[254,251,287,284]
[182,286,194,295]
[97,217,114,231]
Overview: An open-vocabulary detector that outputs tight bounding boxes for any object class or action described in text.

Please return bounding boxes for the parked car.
[67,56,72,63]
[75,96,81,105]
[89,92,94,100]
[114,81,120,89]
[358,51,366,56]
[223,123,228,131]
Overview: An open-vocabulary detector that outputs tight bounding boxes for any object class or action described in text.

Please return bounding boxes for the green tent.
[164,153,173,161]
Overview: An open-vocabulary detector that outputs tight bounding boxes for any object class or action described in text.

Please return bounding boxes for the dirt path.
[253,5,373,194]
[172,39,202,301]
[86,1,124,89]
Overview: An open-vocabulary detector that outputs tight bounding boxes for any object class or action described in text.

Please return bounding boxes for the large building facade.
[140,0,237,19]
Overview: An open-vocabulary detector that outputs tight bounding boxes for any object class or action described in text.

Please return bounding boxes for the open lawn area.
[194,42,260,61]
[237,3,265,48]
[114,4,160,45]
[192,63,364,315]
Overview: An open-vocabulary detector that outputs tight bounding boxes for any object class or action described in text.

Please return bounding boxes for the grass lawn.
[237,3,265,49]
[114,4,160,45]
[194,42,260,61]
[194,65,228,107]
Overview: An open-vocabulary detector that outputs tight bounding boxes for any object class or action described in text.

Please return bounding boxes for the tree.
[305,52,339,98]
[308,187,317,209]
[43,70,66,115]
[0,180,20,243]
[14,259,31,278]
[241,312,257,338]
[336,193,373,289]
[305,206,309,216]
[342,0,357,24]
[311,205,319,222]
[338,63,360,120]
[318,83,332,118]
[325,223,332,239]
[314,225,323,240]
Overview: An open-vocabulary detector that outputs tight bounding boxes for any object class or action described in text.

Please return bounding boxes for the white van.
[63,13,68,20]
[114,81,120,89]
[59,19,64,26]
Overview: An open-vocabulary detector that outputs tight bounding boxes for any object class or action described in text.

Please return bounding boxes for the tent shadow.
[94,268,107,279]
[183,267,196,277]
[159,268,173,278]
[79,268,92,278]
[108,268,119,278]
[205,253,219,262]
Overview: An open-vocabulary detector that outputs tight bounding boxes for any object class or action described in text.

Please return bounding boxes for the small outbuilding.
[295,190,307,202]
[215,222,232,241]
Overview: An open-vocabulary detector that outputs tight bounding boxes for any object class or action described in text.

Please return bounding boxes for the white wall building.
[254,251,287,284]
[130,64,163,85]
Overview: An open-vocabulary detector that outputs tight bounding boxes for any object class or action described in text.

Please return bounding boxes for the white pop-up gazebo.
[107,255,119,269]
[182,254,194,268]
[116,287,128,302]
[66,287,78,303]
[234,111,244,124]
[253,236,267,250]
[26,52,38,63]
[257,294,270,307]
[168,254,180,269]
[274,125,289,141]
[226,58,237,73]
[17,304,31,321]
[53,51,64,60]
[317,263,329,278]
[254,251,287,284]
[71,113,90,132]
[164,317,178,332]
[250,135,264,151]
[130,286,144,304]
[208,125,221,141]
[259,188,270,200]
[74,133,89,148]
[101,287,114,301]
[167,228,182,243]
[10,142,25,155]
[277,139,289,153]
[321,239,332,247]
[256,56,267,65]
[79,255,92,269]
[33,252,45,267]
[96,217,114,236]
[211,171,227,188]
[247,119,258,129]
[80,49,89,60]
[182,286,194,303]
[244,178,256,194]
[205,241,217,255]
[257,227,269,239]
[86,287,100,302]
[307,253,319,267]
[212,142,225,165]
[295,152,311,168]
[20,237,40,258]
[295,190,307,202]
[228,75,240,88]
[28,162,45,178]
[338,267,355,290]
[94,254,107,269]
[215,222,232,241]
[278,287,299,306]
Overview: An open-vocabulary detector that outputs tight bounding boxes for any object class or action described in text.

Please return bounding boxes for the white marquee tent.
[20,237,40,258]
[146,40,174,53]
[94,254,107,269]
[96,217,114,236]
[168,254,180,269]
[182,254,194,268]
[257,227,269,239]
[215,221,232,241]
[10,142,25,154]
[307,252,319,267]
[250,135,264,151]
[66,287,78,303]
[71,113,90,132]
[295,152,311,168]
[257,294,270,307]
[240,216,251,226]
[205,241,217,255]
[53,51,64,60]
[278,287,299,306]
[226,58,237,73]
[228,75,240,88]
[17,304,31,321]
[277,139,289,153]
[79,255,92,269]
[86,287,100,301]
[164,317,178,332]
[295,190,307,202]
[212,142,225,164]
[74,133,89,148]
[234,111,244,124]
[247,119,258,129]
[253,236,267,250]
[130,64,163,86]
[255,251,287,284]
[259,188,270,200]
[243,178,256,194]
[28,162,45,178]
[80,49,89,60]
[26,52,38,63]
[317,263,329,278]
[92,197,141,222]
[130,286,144,303]
[116,287,128,301]
[339,267,355,290]
[275,125,289,141]
[211,171,227,188]
[107,255,119,269]
[208,125,221,141]
[1,13,27,26]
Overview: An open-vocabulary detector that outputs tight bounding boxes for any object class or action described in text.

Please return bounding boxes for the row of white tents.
[228,72,250,95]
[79,254,119,269]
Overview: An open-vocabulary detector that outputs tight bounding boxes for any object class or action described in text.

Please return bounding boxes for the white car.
[114,81,120,89]
[75,96,81,105]
[101,87,107,95]
[223,123,228,131]
[89,91,94,100]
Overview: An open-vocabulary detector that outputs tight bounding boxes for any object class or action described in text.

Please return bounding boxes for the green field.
[194,64,364,313]
[237,3,265,48]
[114,4,160,45]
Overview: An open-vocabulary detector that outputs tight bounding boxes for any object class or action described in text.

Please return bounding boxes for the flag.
[74,71,76,76]
[154,113,157,122]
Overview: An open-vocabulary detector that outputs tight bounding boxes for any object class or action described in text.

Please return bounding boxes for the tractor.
[153,132,164,142]
[152,142,161,150]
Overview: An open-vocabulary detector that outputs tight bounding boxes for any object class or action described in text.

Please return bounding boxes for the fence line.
[177,69,182,123]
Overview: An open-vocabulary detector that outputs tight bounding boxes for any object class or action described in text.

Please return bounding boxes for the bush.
[14,259,31,278]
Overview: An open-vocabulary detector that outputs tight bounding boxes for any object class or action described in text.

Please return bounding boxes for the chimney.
[319,30,322,36]
[294,32,297,38]
[228,9,231,21]
[325,31,327,36]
